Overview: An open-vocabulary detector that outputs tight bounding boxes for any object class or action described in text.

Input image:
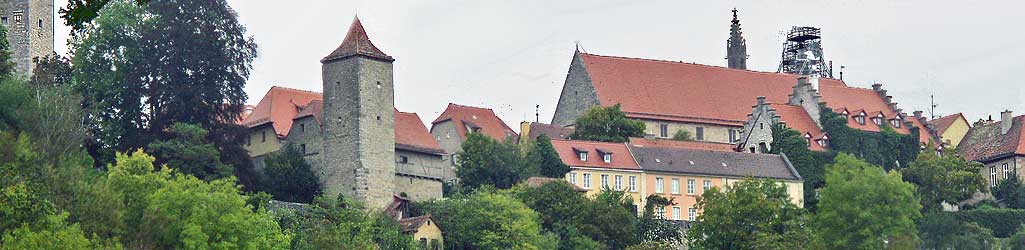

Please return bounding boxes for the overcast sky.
[54,0,1025,130]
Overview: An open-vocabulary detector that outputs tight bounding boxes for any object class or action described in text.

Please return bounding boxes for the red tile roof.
[241,86,323,138]
[627,137,737,152]
[549,139,639,170]
[929,113,966,136]
[240,86,442,154]
[322,17,393,63]
[431,103,517,142]
[957,115,1025,162]
[818,81,932,144]
[581,53,844,126]
[770,104,827,151]
[527,122,574,140]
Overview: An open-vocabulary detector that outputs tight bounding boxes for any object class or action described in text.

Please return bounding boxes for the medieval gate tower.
[0,0,54,76]
[320,17,396,209]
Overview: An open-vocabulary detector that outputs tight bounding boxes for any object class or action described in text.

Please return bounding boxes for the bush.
[955,207,1025,238]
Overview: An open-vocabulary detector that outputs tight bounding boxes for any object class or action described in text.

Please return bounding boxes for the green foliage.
[569,104,645,143]
[0,78,88,160]
[527,135,571,178]
[671,129,693,141]
[146,123,232,180]
[917,212,996,250]
[60,0,150,31]
[0,212,108,250]
[260,144,322,203]
[954,206,1025,238]
[624,241,674,250]
[275,196,417,250]
[456,133,536,190]
[819,109,920,171]
[420,190,559,250]
[688,179,810,250]
[993,175,1025,209]
[0,24,14,78]
[901,150,986,212]
[768,124,835,211]
[511,183,639,249]
[1009,226,1025,250]
[637,194,681,245]
[813,153,921,249]
[30,53,74,88]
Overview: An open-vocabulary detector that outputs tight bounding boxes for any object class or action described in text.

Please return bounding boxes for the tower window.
[301,144,307,154]
[335,81,340,86]
[398,156,409,164]
[376,115,381,121]
[38,19,42,28]
[695,127,704,141]
[2,17,7,25]
[376,81,382,88]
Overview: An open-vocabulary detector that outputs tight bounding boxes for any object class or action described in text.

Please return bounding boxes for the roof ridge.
[448,103,495,112]
[271,86,323,95]
[581,52,811,78]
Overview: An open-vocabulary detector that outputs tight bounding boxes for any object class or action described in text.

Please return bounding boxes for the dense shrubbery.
[955,206,1025,238]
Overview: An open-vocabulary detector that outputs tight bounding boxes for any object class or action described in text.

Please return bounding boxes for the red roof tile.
[929,113,966,136]
[322,17,393,63]
[958,115,1025,162]
[431,103,517,142]
[527,122,574,140]
[550,139,639,170]
[627,137,737,152]
[581,53,844,126]
[818,81,932,144]
[241,86,442,154]
[769,104,828,151]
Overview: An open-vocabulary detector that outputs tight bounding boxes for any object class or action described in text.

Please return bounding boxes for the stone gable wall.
[551,51,600,126]
[739,97,777,153]
[0,0,52,76]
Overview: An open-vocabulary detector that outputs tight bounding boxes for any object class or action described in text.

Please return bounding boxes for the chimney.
[872,83,882,92]
[757,96,766,106]
[1002,110,1013,134]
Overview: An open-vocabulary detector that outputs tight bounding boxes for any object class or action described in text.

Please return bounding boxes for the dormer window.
[818,135,830,147]
[579,152,588,161]
[855,115,866,125]
[804,133,812,145]
[603,153,612,163]
[891,119,902,128]
[873,114,884,126]
[841,110,849,117]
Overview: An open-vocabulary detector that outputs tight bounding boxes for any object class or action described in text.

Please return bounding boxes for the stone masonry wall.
[430,120,463,154]
[637,118,740,144]
[551,51,600,126]
[394,175,443,202]
[0,0,52,77]
[739,97,777,153]
[787,77,824,127]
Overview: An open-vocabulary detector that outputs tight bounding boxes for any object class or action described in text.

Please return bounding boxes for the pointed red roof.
[769,104,827,151]
[322,17,393,63]
[431,103,517,142]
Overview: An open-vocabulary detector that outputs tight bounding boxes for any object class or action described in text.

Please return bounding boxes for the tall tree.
[145,123,231,180]
[421,190,559,250]
[280,196,418,249]
[61,0,150,31]
[769,124,833,211]
[992,175,1025,209]
[0,24,14,78]
[569,104,645,143]
[901,149,986,212]
[687,179,810,250]
[636,194,681,245]
[528,135,571,178]
[456,133,534,190]
[510,181,609,250]
[30,53,74,88]
[261,143,322,203]
[813,153,921,249]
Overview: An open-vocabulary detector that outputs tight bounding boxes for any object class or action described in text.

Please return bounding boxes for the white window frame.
[655,178,664,193]
[568,173,576,185]
[603,153,612,163]
[991,167,997,187]
[628,176,637,192]
[614,175,623,191]
[688,207,696,221]
[671,178,680,194]
[582,173,592,189]
[656,207,666,219]
[660,124,669,138]
[703,180,712,191]
[672,207,681,220]
[601,174,609,189]
[579,152,588,161]
[687,179,695,195]
[1003,163,1011,180]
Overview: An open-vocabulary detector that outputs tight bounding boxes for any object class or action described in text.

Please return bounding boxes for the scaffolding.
[777,26,833,78]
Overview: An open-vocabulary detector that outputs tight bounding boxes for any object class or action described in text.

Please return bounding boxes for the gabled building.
[430,103,517,154]
[518,122,574,143]
[957,110,1025,187]
[930,113,971,147]
[238,17,447,207]
[737,77,936,153]
[385,195,444,249]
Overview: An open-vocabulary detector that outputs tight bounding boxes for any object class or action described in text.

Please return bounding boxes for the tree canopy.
[260,143,322,203]
[420,190,559,250]
[688,179,810,250]
[456,133,536,190]
[901,150,986,212]
[569,104,645,143]
[527,135,571,179]
[146,123,232,181]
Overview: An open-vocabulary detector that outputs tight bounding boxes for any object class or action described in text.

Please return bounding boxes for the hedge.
[955,207,1025,238]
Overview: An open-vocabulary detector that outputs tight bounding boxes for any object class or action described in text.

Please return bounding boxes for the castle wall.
[551,51,600,126]
[739,98,777,153]
[430,120,462,154]
[637,118,740,144]
[0,0,52,76]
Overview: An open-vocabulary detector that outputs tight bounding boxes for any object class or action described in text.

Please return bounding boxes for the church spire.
[322,16,394,63]
[726,8,748,70]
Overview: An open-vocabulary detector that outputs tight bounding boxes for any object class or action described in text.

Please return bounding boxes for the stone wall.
[429,120,462,154]
[393,175,443,202]
[981,156,1024,187]
[321,55,396,209]
[0,0,52,76]
[738,97,777,153]
[786,77,824,127]
[551,51,600,126]
[637,118,740,144]
[244,124,283,157]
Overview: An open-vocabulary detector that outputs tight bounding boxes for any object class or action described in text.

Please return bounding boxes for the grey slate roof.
[629,146,801,181]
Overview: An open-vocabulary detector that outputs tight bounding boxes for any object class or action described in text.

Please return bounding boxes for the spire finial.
[732,8,738,21]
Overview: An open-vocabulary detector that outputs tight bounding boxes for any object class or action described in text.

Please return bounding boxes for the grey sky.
[54,0,1025,130]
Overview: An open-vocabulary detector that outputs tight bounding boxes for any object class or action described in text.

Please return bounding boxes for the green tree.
[60,0,150,31]
[1,212,105,250]
[637,194,681,245]
[671,129,693,141]
[527,135,570,178]
[261,144,322,203]
[456,133,534,190]
[30,53,74,88]
[901,150,986,212]
[0,24,14,78]
[917,212,995,250]
[569,104,645,143]
[687,179,810,250]
[146,123,231,180]
[1009,226,1025,250]
[281,196,418,250]
[421,190,558,250]
[768,124,834,211]
[992,175,1025,209]
[813,153,921,250]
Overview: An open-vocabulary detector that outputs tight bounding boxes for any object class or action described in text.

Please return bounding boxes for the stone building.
[929,113,971,147]
[0,0,53,76]
[726,8,747,70]
[957,110,1025,187]
[239,18,447,208]
[737,77,936,153]
[428,103,517,179]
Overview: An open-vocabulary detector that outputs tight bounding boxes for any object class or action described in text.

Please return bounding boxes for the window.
[728,129,737,142]
[13,12,22,24]
[695,127,704,141]
[672,207,681,220]
[891,119,902,128]
[603,153,612,163]
[655,178,664,193]
[579,152,588,161]
[301,144,307,154]
[688,207,696,221]
[614,175,623,191]
[703,180,712,191]
[1003,163,1011,180]
[398,155,408,164]
[419,238,428,249]
[659,124,669,138]
[300,123,305,132]
[38,19,42,28]
[628,176,637,192]
[568,173,576,185]
[873,117,883,126]
[671,178,680,194]
[687,179,695,195]
[261,131,266,142]
[804,133,812,146]
[855,116,866,125]
[583,173,592,189]
[655,207,666,219]
[1,17,6,25]
[990,166,997,187]
[601,174,609,189]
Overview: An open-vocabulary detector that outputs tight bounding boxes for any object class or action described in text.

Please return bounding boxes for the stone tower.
[726,8,748,70]
[0,0,54,76]
[320,17,396,209]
